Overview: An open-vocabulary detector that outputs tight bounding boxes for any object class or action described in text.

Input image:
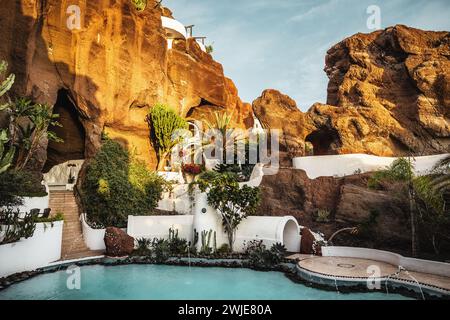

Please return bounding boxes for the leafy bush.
[0,209,36,245]
[205,45,214,54]
[131,0,147,11]
[134,238,152,256]
[191,171,260,251]
[151,238,171,263]
[0,169,47,208]
[368,158,414,190]
[216,243,231,255]
[245,240,287,269]
[81,139,169,228]
[34,212,64,224]
[207,175,261,250]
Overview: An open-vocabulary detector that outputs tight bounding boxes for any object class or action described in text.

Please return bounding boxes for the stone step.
[49,191,94,260]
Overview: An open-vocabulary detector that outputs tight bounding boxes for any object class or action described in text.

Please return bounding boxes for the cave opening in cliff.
[305,128,340,156]
[43,89,86,173]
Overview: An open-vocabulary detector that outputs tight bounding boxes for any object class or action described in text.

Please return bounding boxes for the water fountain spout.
[334,277,340,295]
[386,265,425,300]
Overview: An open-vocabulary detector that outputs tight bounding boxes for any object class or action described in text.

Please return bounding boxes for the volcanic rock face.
[252,90,315,166]
[253,25,450,157]
[0,0,252,170]
[104,227,135,257]
[257,168,412,249]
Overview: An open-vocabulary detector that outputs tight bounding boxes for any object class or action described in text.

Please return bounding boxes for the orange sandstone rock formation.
[0,0,252,170]
[253,25,449,162]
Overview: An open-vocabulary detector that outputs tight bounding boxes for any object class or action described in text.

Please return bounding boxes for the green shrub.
[216,243,231,255]
[0,169,47,207]
[368,158,414,190]
[34,212,64,224]
[168,228,188,255]
[0,209,37,245]
[81,139,169,228]
[245,240,287,269]
[131,0,147,11]
[151,238,171,263]
[134,238,152,256]
[205,45,214,54]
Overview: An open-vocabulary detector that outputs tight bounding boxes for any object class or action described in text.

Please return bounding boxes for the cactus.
[200,229,214,255]
[213,231,217,253]
[147,104,187,171]
[0,130,15,174]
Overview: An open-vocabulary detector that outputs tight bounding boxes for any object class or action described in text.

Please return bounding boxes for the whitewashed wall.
[81,214,106,251]
[0,221,63,278]
[235,216,301,253]
[15,188,50,213]
[127,215,194,242]
[293,154,449,179]
[322,246,450,278]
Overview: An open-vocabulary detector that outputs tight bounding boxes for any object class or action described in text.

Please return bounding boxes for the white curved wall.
[15,188,50,214]
[293,154,449,179]
[235,216,301,253]
[192,192,227,250]
[127,215,194,242]
[322,246,450,278]
[0,221,63,278]
[81,214,106,251]
[161,17,187,39]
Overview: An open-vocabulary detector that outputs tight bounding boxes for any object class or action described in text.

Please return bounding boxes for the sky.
[164,0,450,110]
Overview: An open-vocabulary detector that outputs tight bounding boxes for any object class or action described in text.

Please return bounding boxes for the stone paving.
[295,256,450,291]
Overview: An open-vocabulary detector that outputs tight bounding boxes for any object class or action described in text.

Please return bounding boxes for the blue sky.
[164,0,450,110]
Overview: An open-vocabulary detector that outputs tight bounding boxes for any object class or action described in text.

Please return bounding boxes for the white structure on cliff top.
[161,16,207,52]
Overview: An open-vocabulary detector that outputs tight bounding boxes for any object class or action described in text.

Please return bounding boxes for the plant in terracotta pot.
[182,163,203,184]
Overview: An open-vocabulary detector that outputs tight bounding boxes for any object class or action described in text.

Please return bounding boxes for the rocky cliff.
[254,25,449,164]
[0,0,253,170]
[257,168,412,252]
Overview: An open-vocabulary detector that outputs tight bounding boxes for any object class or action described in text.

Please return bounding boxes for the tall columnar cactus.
[0,130,15,174]
[147,104,187,171]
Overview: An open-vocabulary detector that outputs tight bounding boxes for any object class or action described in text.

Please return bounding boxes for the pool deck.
[288,254,450,294]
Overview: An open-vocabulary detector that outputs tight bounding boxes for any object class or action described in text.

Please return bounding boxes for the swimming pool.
[0,265,412,300]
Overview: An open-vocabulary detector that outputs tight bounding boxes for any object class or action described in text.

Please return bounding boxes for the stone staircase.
[49,190,103,261]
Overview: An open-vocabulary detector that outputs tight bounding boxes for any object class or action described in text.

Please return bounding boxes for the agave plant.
[0,130,15,174]
[0,60,14,103]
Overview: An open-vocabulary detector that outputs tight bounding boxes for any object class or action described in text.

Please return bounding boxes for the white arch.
[235,216,301,253]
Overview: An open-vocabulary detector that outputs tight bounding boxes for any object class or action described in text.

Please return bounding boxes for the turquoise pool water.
[0,265,411,300]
